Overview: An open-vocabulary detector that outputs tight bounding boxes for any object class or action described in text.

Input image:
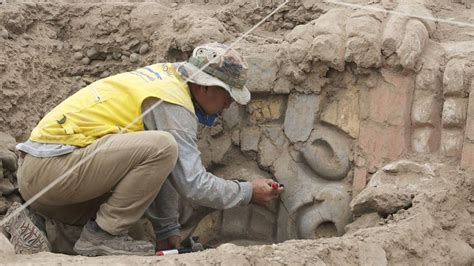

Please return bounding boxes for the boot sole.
[4,203,50,254]
[73,239,154,257]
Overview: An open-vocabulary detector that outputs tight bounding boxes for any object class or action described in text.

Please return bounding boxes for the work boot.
[73,220,155,256]
[3,202,51,254]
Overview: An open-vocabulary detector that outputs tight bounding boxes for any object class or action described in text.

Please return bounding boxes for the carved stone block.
[441,128,465,157]
[240,127,261,152]
[320,88,360,138]
[248,206,275,241]
[283,93,319,143]
[411,91,440,125]
[302,126,351,181]
[411,127,440,154]
[442,98,468,128]
[222,103,244,130]
[221,206,250,237]
[247,96,285,124]
[443,59,467,97]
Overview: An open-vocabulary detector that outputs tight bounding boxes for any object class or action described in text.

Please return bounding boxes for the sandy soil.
[0,0,473,265]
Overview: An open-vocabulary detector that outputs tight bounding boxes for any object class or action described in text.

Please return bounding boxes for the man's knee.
[147,131,178,162]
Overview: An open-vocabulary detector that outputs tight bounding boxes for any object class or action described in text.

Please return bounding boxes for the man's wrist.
[240,181,253,205]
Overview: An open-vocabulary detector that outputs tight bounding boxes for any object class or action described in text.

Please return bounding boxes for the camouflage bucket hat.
[178,42,251,105]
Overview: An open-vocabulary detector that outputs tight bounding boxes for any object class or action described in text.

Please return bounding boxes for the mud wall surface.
[0,0,473,264]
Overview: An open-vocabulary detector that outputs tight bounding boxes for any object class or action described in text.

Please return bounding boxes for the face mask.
[192,98,218,127]
[195,108,218,126]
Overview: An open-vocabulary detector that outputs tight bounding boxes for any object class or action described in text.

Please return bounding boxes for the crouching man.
[6,43,284,256]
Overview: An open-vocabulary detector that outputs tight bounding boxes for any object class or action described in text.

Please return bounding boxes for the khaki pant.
[18,131,178,236]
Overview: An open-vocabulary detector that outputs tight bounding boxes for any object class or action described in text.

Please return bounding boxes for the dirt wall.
[0,0,473,264]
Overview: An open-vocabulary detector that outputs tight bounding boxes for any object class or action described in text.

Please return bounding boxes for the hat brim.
[179,62,251,105]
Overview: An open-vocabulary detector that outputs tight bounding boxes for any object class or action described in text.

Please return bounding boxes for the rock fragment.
[73,52,83,60]
[0,178,15,195]
[222,103,243,129]
[81,57,91,65]
[351,188,413,217]
[86,47,98,59]
[210,123,224,137]
[112,51,121,60]
[351,160,435,217]
[0,150,17,172]
[0,132,16,151]
[130,53,139,63]
[381,160,435,176]
[72,43,82,51]
[231,130,240,146]
[344,213,381,234]
[100,71,110,79]
[217,243,245,253]
[0,26,9,39]
[139,43,150,55]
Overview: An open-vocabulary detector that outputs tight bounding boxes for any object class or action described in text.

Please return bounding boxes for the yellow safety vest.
[30,63,195,147]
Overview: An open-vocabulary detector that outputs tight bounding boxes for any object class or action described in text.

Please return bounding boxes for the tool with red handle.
[156,236,205,256]
[271,182,294,224]
[156,247,193,256]
[271,182,284,190]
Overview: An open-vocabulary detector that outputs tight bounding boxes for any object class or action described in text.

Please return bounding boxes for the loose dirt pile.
[0,0,473,265]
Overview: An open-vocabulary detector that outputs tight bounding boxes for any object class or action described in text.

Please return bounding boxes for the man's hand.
[156,235,182,251]
[250,179,284,206]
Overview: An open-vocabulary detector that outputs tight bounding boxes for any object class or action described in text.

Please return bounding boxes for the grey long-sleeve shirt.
[142,100,252,208]
[142,100,252,239]
[16,100,253,239]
